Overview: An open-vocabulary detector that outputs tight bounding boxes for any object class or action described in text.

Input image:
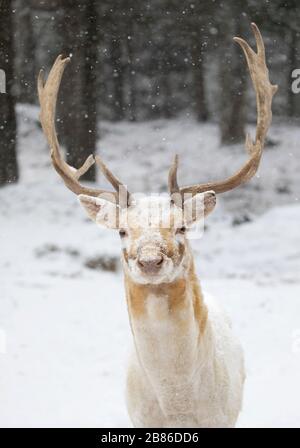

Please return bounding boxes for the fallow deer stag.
[38,23,277,427]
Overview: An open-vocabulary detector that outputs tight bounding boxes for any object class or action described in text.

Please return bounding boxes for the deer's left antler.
[169,23,278,199]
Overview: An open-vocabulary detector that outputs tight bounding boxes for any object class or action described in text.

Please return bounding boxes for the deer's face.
[79,192,216,285]
[119,196,191,284]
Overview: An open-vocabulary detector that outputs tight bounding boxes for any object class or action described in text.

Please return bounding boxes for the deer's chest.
[131,293,199,380]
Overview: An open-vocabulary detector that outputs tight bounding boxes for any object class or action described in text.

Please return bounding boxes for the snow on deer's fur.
[38,23,277,427]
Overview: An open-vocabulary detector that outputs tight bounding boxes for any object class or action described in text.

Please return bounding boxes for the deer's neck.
[124,253,209,387]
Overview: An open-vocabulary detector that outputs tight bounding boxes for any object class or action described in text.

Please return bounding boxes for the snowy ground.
[0,105,300,427]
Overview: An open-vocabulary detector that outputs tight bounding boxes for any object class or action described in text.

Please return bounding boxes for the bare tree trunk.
[218,12,247,145]
[14,0,36,104]
[191,33,209,122]
[126,22,137,122]
[84,0,98,166]
[57,2,96,181]
[0,0,18,186]
[110,36,125,121]
[160,71,173,119]
[159,47,173,119]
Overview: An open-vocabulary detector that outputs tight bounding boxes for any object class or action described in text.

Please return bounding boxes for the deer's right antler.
[168,23,278,201]
[38,55,131,206]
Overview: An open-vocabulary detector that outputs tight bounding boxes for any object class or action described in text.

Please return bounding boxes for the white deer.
[38,23,277,428]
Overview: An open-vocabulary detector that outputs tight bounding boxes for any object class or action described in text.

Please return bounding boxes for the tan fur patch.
[125,276,187,319]
[125,278,148,318]
[159,228,175,258]
[125,259,207,335]
[190,262,208,335]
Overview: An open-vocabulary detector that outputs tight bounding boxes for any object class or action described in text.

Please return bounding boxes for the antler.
[169,23,278,200]
[38,55,131,205]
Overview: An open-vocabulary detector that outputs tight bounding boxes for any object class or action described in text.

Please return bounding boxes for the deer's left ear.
[78,194,119,229]
[183,191,216,226]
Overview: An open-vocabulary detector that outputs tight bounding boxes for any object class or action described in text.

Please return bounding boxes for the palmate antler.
[38,55,131,206]
[169,23,278,201]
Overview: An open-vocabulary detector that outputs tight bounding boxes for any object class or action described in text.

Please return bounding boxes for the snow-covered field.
[0,105,300,427]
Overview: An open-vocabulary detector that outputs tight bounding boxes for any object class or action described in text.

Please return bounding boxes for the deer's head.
[78,192,216,284]
[38,23,277,285]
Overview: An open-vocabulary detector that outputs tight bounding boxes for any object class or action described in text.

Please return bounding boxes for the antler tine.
[168,154,183,207]
[168,154,180,195]
[95,155,131,206]
[174,23,277,199]
[38,55,130,204]
[234,23,278,146]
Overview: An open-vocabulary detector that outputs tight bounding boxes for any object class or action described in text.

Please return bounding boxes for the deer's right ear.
[78,195,119,229]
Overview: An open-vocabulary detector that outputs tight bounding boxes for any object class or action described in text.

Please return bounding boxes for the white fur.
[126,293,245,428]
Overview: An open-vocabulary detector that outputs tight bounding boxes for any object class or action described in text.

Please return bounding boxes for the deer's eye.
[176,226,186,234]
[119,229,127,238]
